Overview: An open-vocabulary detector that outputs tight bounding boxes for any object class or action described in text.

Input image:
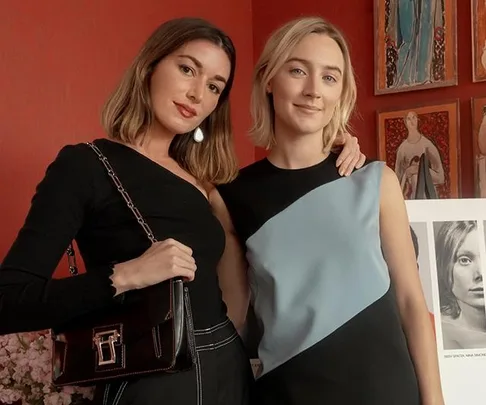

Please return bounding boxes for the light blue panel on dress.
[246,162,391,376]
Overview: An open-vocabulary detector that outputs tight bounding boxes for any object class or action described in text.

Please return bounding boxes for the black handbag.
[51,141,195,387]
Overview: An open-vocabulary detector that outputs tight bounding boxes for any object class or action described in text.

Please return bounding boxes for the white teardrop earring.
[193,127,204,143]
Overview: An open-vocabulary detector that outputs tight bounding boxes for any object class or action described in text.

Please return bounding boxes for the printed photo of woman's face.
[451,227,483,310]
[434,220,486,350]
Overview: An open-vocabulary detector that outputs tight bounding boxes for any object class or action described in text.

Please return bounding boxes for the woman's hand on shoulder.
[333,131,366,176]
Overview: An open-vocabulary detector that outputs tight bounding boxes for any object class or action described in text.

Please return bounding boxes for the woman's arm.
[379,165,444,405]
[0,145,118,334]
[209,187,250,332]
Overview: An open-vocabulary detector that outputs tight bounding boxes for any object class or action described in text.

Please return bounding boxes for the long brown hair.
[101,18,238,184]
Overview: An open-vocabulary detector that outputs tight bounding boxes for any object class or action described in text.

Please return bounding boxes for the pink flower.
[72,386,95,400]
[0,387,22,404]
[0,331,92,404]
[44,391,72,405]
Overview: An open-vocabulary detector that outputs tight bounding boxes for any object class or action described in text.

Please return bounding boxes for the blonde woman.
[215,17,444,404]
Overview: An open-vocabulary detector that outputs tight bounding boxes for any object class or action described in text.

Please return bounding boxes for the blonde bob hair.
[250,16,357,151]
[101,18,238,184]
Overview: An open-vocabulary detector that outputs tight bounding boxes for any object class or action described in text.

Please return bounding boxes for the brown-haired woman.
[0,17,363,405]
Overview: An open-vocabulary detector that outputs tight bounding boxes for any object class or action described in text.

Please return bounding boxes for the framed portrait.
[373,0,458,95]
[472,97,486,197]
[377,100,460,200]
[472,0,486,82]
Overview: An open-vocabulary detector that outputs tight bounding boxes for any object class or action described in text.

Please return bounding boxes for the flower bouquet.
[0,331,94,405]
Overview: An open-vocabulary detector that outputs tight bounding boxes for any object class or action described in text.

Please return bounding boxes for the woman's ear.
[266,80,272,94]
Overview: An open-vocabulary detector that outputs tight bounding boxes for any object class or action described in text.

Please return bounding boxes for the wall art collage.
[374,0,486,199]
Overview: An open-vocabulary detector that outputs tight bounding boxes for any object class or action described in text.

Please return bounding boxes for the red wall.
[252,0,486,198]
[2,0,486,275]
[0,0,254,274]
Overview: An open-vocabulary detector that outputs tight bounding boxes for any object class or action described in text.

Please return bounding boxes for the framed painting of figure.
[377,100,460,200]
[472,0,486,82]
[373,0,458,95]
[472,97,486,197]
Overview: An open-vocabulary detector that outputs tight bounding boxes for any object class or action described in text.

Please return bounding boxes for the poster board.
[407,198,486,404]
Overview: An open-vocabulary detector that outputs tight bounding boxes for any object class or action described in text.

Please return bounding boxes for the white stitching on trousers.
[196,331,238,352]
[111,381,128,405]
[102,384,110,405]
[194,318,230,335]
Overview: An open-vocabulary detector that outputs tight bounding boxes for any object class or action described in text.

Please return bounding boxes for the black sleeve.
[0,144,118,334]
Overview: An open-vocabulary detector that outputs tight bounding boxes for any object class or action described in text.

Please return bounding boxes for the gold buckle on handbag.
[93,329,121,366]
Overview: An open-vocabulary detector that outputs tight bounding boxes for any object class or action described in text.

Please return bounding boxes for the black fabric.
[254,288,419,405]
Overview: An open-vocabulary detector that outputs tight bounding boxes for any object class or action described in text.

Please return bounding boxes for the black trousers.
[93,318,255,405]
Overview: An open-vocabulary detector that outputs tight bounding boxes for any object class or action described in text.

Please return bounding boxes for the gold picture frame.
[374,0,458,95]
[472,0,486,82]
[377,100,460,199]
[472,97,486,197]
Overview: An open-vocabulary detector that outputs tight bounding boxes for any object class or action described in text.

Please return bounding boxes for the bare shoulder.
[381,164,401,189]
[381,164,399,184]
[380,164,404,206]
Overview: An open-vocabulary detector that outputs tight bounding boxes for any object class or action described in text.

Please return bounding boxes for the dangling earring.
[193,127,204,143]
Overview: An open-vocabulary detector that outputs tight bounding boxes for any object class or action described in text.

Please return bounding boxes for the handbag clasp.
[93,329,121,366]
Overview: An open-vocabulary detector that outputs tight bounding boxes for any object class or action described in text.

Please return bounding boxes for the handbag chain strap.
[67,141,158,276]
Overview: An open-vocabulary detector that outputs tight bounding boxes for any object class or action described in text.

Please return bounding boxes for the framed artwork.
[377,100,460,200]
[374,0,458,95]
[472,0,486,82]
[472,97,486,197]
